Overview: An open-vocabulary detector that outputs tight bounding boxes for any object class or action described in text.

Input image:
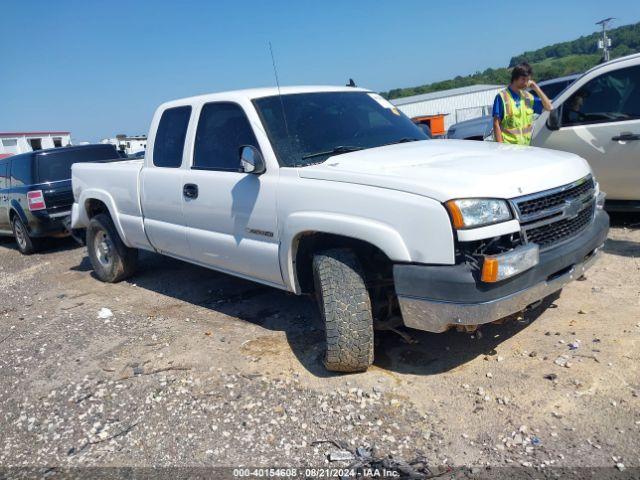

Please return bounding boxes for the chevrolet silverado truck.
[71,86,609,372]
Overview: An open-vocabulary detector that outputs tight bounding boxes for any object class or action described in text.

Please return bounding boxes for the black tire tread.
[12,216,41,255]
[87,213,137,283]
[313,248,374,372]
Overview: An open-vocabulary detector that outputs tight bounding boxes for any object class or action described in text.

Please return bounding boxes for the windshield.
[539,79,574,100]
[253,91,428,167]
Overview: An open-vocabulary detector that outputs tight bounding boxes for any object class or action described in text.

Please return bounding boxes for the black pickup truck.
[0,144,124,254]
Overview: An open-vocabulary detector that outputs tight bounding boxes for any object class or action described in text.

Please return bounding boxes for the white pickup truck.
[72,86,609,372]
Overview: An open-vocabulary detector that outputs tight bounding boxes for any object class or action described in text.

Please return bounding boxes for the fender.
[280,211,412,293]
[9,199,28,227]
[76,189,132,247]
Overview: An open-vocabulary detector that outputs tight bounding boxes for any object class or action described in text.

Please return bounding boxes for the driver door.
[181,101,283,287]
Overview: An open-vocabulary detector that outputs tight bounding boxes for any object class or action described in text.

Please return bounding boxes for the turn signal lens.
[481,258,499,282]
[445,200,465,229]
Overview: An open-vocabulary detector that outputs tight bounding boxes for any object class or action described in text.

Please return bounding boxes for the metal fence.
[454,105,492,123]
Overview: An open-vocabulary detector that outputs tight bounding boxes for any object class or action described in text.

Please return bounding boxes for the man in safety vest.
[493,62,553,145]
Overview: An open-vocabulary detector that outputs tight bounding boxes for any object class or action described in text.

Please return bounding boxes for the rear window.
[35,146,118,183]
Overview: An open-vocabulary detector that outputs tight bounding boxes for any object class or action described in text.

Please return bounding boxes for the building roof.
[0,131,70,136]
[390,84,502,106]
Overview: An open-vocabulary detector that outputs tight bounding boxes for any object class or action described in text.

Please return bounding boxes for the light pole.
[596,17,615,62]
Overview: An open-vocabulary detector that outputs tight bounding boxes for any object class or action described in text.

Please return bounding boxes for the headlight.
[445,198,512,229]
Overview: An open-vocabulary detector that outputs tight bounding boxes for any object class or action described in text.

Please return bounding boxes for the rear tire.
[313,248,374,373]
[87,213,137,283]
[12,216,42,255]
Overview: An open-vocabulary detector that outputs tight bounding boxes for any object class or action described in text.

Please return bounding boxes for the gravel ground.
[0,214,639,479]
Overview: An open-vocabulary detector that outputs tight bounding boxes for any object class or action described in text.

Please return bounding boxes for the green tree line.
[382,21,639,100]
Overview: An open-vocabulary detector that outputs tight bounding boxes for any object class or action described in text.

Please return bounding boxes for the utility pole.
[596,17,614,62]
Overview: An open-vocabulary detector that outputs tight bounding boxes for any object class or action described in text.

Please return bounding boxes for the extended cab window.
[562,65,640,126]
[193,102,259,171]
[153,106,192,168]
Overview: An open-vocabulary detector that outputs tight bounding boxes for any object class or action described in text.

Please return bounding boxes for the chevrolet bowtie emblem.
[564,198,582,218]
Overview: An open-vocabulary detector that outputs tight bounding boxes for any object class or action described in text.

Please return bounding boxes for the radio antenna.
[268,42,290,140]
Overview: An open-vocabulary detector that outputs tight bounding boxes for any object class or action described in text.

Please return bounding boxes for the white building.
[101,135,147,156]
[391,84,503,130]
[0,131,72,158]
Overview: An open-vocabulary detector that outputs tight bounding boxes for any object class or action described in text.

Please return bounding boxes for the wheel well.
[9,208,25,225]
[85,199,110,219]
[294,232,394,295]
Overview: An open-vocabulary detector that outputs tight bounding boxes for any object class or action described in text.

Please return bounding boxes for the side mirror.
[546,108,561,131]
[239,145,265,174]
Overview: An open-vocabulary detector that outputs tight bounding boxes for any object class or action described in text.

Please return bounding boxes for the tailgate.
[42,181,74,216]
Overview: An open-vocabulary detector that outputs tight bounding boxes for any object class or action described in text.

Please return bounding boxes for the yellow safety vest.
[497,88,534,145]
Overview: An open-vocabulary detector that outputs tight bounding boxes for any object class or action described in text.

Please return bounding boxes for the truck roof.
[2,144,119,164]
[159,85,372,109]
[583,52,640,76]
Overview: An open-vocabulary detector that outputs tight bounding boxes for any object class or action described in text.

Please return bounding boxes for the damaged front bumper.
[394,209,609,333]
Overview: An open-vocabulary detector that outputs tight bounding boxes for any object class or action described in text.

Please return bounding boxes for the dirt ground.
[0,213,639,478]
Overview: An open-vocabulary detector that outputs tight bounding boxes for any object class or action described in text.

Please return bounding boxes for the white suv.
[533,53,640,210]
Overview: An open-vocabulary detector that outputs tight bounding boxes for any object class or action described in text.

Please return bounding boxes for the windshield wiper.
[383,137,422,146]
[301,145,364,160]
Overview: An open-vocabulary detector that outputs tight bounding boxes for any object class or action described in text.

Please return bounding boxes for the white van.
[533,53,640,210]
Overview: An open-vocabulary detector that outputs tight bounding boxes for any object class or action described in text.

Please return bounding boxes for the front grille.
[524,201,595,248]
[517,177,595,218]
[512,175,596,250]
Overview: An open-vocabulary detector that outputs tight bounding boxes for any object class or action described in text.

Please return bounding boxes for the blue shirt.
[492,87,543,121]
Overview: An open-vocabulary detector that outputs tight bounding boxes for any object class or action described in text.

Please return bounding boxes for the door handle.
[183,183,198,199]
[612,133,640,142]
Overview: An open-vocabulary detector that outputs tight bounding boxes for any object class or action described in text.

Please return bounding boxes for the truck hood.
[297,139,592,202]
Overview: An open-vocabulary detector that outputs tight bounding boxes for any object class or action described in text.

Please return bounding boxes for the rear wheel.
[12,216,41,255]
[313,248,374,373]
[87,213,137,283]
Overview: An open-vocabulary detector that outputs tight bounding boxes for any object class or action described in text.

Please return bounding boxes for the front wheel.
[86,213,138,283]
[313,249,374,373]
[12,216,42,255]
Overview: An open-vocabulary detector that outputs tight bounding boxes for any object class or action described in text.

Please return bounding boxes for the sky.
[1,0,638,142]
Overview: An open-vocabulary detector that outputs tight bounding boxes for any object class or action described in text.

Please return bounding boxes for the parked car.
[0,144,123,254]
[533,53,640,209]
[71,86,608,372]
[447,74,581,141]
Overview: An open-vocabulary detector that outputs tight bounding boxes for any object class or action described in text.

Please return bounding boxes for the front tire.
[313,249,374,373]
[87,213,137,283]
[12,216,41,255]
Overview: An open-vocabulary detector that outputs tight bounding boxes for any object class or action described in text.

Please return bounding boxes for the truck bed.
[72,159,151,249]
